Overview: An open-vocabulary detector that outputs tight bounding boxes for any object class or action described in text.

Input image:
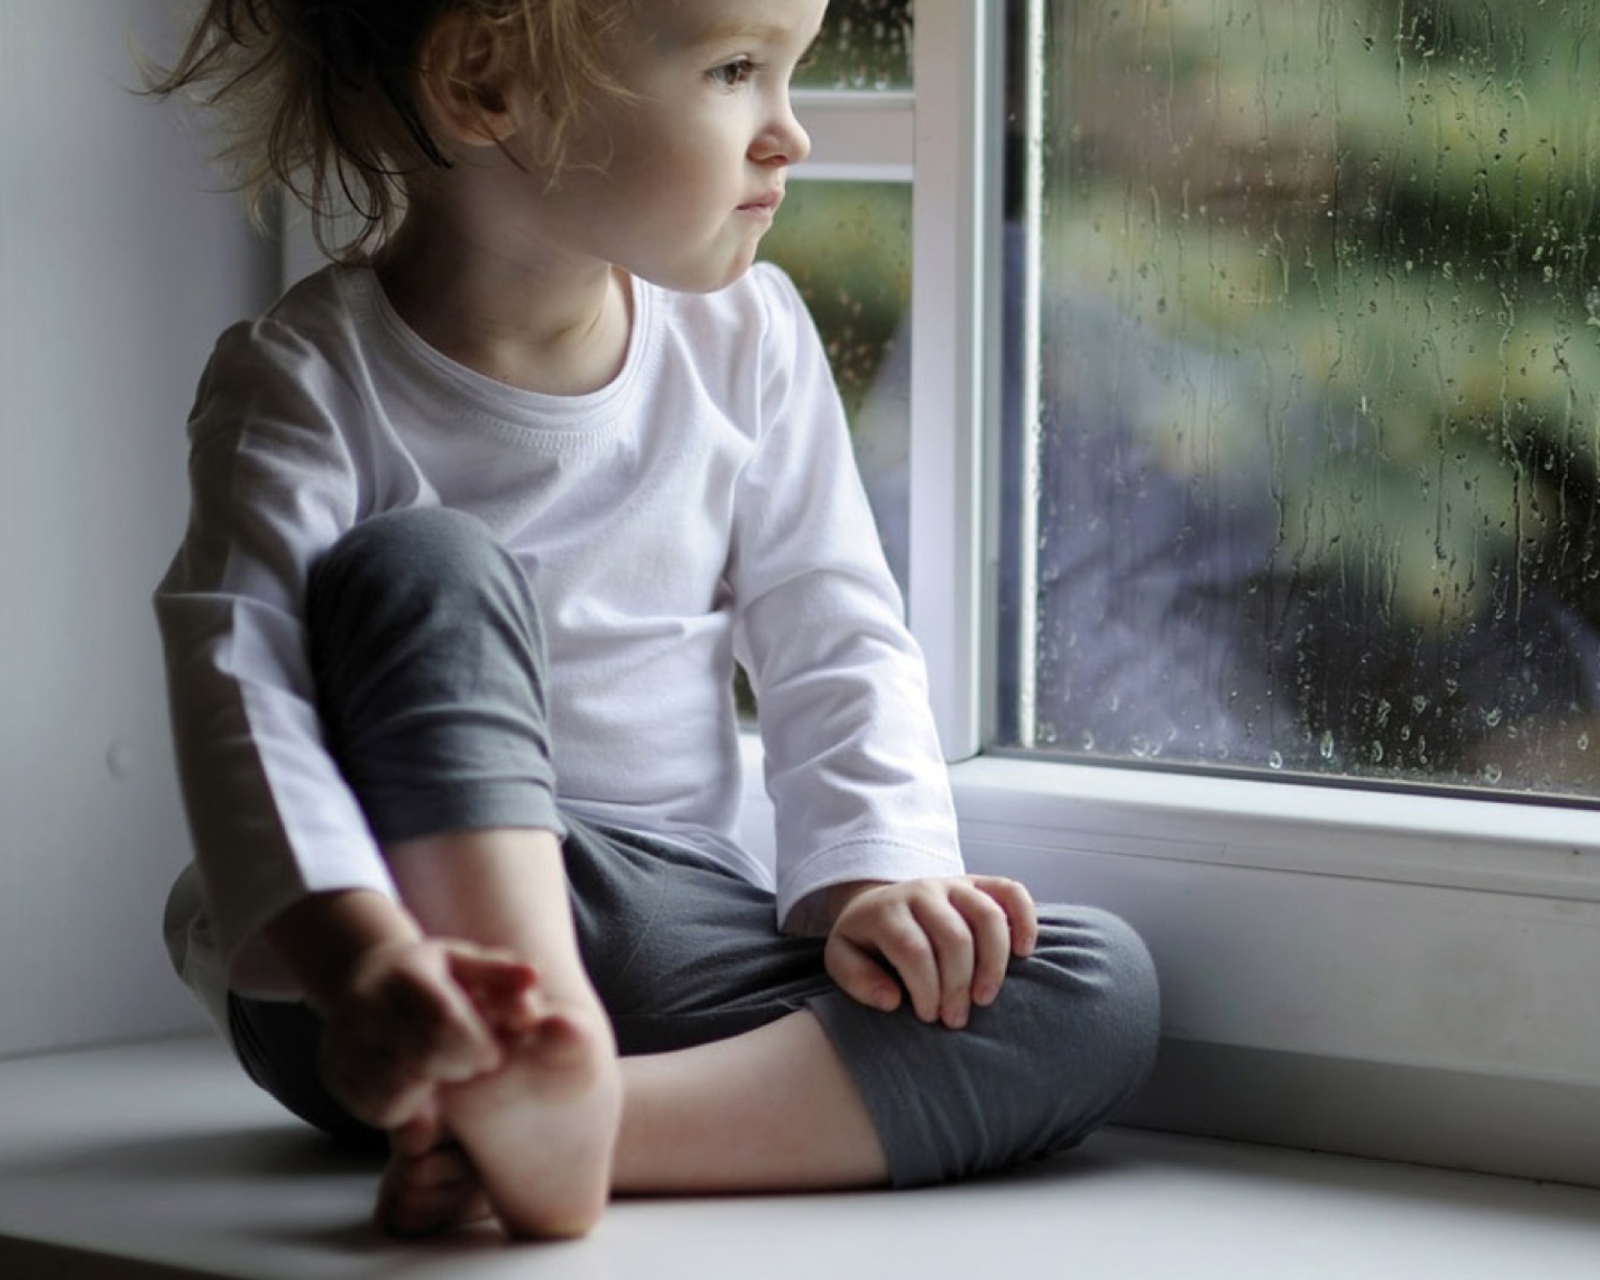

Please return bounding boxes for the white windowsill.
[949,754,1600,901]
[949,755,1600,1185]
[2,1036,1597,1280]
[793,89,915,182]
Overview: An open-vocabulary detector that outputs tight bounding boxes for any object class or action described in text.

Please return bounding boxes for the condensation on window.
[799,0,914,90]
[1006,0,1600,801]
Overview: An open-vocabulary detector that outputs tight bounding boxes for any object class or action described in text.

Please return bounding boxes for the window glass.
[761,181,914,596]
[1002,0,1600,801]
[798,0,914,90]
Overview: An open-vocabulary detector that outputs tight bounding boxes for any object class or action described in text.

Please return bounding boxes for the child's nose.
[754,98,811,167]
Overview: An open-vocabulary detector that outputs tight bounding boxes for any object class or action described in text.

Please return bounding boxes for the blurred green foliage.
[759,182,912,423]
[798,0,914,90]
[1049,0,1600,793]
[1060,0,1600,621]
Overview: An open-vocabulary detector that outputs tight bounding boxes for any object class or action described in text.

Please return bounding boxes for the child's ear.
[414,11,519,149]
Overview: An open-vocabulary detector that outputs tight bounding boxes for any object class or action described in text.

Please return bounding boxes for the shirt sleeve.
[153,316,398,995]
[729,265,964,932]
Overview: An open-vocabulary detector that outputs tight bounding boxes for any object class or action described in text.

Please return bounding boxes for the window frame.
[789,0,1600,1188]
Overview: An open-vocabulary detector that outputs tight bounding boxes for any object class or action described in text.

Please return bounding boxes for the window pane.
[760,181,913,597]
[1003,0,1600,801]
[798,0,913,90]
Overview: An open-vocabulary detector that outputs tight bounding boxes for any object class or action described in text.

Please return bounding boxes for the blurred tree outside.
[1037,0,1600,797]
[797,0,914,89]
[761,184,912,424]
[769,0,915,426]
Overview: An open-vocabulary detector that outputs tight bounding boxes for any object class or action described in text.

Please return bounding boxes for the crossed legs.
[253,506,1160,1237]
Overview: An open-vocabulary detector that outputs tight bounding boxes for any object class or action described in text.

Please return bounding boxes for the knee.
[311,507,508,611]
[308,507,541,647]
[1041,904,1160,1072]
[1001,905,1162,1142]
[848,904,1162,1186]
[302,507,558,841]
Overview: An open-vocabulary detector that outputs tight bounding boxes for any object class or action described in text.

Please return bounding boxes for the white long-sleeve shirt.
[156,261,962,998]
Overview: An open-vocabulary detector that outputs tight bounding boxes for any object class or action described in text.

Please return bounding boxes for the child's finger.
[446,946,537,996]
[823,935,904,1013]
[949,882,1014,1007]
[387,960,504,1083]
[426,998,505,1083]
[908,893,977,1029]
[354,1069,435,1132]
[447,948,539,1034]
[866,911,945,1024]
[972,876,1039,956]
[388,1103,446,1160]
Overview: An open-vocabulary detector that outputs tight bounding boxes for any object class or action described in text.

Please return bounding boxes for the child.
[149,0,1160,1241]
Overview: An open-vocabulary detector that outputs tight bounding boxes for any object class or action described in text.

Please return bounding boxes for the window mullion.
[909,0,1002,762]
[791,90,914,182]
[1014,0,1048,750]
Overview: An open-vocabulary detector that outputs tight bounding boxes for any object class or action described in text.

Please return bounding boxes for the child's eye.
[709,58,759,88]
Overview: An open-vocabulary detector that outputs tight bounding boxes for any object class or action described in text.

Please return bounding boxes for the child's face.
[510,0,827,293]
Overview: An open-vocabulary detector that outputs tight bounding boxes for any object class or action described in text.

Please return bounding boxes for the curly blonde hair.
[146,0,629,262]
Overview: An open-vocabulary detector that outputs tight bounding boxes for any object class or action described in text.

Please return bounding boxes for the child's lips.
[738,189,785,215]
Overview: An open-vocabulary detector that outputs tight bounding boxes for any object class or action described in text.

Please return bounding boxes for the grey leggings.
[230,507,1160,1187]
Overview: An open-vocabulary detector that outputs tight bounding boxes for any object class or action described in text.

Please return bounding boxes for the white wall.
[0,1,277,1057]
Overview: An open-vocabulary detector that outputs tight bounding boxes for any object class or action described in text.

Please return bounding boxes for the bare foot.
[441,1006,622,1240]
[376,1115,493,1237]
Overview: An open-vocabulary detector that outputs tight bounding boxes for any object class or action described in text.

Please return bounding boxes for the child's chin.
[653,252,759,296]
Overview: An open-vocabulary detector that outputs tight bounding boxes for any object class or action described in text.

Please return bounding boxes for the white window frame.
[791,0,1600,1189]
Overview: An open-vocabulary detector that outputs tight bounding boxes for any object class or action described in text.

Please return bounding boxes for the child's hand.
[824,877,1039,1030]
[316,938,537,1131]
